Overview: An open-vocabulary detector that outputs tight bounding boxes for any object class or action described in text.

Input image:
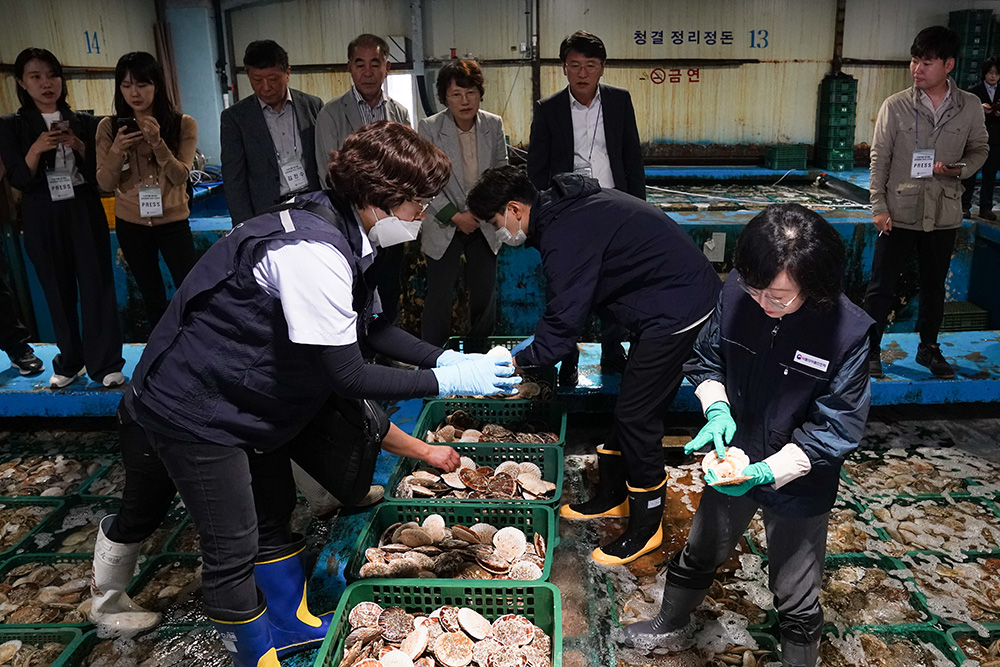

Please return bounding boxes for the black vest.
[130,190,375,450]
[719,274,873,516]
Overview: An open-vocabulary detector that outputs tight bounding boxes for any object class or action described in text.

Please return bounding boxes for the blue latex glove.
[436,350,486,367]
[684,401,737,457]
[510,335,535,356]
[705,461,775,496]
[431,357,521,397]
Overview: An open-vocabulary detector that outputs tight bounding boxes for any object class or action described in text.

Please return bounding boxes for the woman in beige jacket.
[97,51,197,329]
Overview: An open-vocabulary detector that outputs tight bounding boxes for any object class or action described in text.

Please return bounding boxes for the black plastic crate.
[765,145,807,170]
[941,301,990,332]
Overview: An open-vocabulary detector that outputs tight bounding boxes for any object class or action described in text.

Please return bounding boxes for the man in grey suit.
[220,40,323,226]
[417,60,508,347]
[315,34,411,326]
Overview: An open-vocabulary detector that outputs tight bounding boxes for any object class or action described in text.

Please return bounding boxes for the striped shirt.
[352,85,388,125]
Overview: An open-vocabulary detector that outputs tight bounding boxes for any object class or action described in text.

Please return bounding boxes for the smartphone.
[946,162,967,169]
[49,119,70,133]
[119,117,141,134]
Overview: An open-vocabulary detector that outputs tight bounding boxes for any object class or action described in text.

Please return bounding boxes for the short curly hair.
[327,121,452,211]
[436,59,485,105]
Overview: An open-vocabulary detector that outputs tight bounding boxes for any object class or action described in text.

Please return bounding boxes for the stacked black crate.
[816,74,857,171]
[949,9,995,90]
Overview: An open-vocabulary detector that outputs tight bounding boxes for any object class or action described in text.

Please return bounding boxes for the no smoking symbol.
[650,68,666,84]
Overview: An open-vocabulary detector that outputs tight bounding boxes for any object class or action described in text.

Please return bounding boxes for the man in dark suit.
[527,30,645,382]
[962,56,1000,221]
[221,40,323,226]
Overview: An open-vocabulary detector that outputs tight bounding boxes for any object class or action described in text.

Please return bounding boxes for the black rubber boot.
[621,582,709,648]
[781,637,820,667]
[560,447,628,519]
[591,479,665,566]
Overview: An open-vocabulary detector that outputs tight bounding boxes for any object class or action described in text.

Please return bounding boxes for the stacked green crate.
[816,74,857,171]
[950,9,995,90]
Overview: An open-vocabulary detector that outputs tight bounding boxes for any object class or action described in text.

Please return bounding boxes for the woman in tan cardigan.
[97,51,197,329]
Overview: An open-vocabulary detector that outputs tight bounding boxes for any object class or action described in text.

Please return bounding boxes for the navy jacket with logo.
[685,272,874,517]
[515,173,721,368]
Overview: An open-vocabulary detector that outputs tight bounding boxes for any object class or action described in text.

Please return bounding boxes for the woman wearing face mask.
[468,166,721,566]
[416,59,508,347]
[0,48,125,388]
[111,121,518,666]
[96,51,198,330]
[623,204,874,667]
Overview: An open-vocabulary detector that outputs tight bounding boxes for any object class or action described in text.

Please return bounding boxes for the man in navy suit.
[527,30,645,382]
[962,56,1000,221]
[220,40,323,226]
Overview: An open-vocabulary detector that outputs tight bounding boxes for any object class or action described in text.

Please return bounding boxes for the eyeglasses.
[412,199,430,215]
[565,62,602,74]
[738,277,801,310]
[446,90,480,102]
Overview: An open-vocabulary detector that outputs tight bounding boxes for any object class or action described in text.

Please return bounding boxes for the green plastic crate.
[0,553,100,628]
[0,497,66,558]
[60,625,224,667]
[745,496,890,559]
[765,145,807,170]
[816,146,854,161]
[817,158,854,172]
[950,9,995,35]
[0,627,83,667]
[412,399,567,447]
[345,501,558,582]
[948,625,1000,663]
[0,451,113,501]
[128,554,205,626]
[386,441,564,507]
[941,301,990,332]
[864,494,1000,556]
[441,336,558,399]
[818,111,856,128]
[313,581,562,667]
[817,136,853,150]
[823,553,936,629]
[824,627,963,665]
[820,76,858,96]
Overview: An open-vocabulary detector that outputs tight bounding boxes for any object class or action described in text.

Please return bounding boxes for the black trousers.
[375,243,405,325]
[0,250,30,357]
[862,226,958,349]
[21,187,123,380]
[603,325,704,488]
[962,142,1000,213]
[115,218,196,329]
[420,229,497,347]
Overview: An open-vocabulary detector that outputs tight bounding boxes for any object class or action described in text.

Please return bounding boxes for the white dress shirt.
[570,89,614,188]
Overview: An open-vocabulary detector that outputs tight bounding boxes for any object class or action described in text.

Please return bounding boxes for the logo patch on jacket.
[793,350,829,373]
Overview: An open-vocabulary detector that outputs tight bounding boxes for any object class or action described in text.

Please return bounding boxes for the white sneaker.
[102,372,126,388]
[49,367,85,389]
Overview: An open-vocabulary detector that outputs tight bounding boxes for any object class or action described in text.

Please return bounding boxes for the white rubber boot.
[88,515,161,636]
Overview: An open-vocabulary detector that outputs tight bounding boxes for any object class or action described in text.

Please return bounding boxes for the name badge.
[46,171,75,201]
[281,160,309,192]
[911,149,935,179]
[793,350,830,373]
[574,165,593,178]
[139,186,163,218]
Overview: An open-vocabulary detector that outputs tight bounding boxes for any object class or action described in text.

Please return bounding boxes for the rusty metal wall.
[228,0,411,66]
[423,0,529,60]
[0,0,157,116]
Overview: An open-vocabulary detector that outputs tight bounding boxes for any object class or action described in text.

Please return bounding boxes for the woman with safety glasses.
[623,203,874,667]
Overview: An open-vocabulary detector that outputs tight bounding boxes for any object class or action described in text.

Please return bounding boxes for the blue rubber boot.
[207,599,280,667]
[254,539,331,657]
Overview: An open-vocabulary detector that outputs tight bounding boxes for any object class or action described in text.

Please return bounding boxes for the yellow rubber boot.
[560,446,629,519]
[591,478,666,566]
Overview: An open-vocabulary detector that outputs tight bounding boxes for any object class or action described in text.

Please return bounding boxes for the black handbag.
[285,394,390,506]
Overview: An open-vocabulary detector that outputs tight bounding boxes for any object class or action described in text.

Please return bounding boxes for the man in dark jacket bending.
[467,166,721,565]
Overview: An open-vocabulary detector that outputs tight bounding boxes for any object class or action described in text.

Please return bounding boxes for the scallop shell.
[349,601,384,629]
[0,640,22,663]
[490,614,534,647]
[439,605,462,633]
[701,447,750,479]
[495,462,522,478]
[508,561,543,580]
[399,528,434,548]
[458,607,493,640]
[442,472,467,489]
[412,470,442,483]
[381,649,416,667]
[378,607,415,643]
[458,431,482,443]
[400,625,429,660]
[468,523,498,543]
[433,631,474,667]
[459,456,477,470]
[422,515,447,543]
[493,527,527,562]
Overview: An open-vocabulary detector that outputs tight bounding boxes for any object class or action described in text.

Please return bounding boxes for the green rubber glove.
[705,461,775,497]
[684,401,737,457]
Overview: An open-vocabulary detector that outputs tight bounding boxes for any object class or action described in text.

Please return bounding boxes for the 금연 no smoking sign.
[650,68,666,84]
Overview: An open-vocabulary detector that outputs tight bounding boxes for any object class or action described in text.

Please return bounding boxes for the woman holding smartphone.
[0,47,125,388]
[96,51,198,329]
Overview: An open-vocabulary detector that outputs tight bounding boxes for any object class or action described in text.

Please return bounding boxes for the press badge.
[793,350,830,373]
[46,171,74,201]
[139,186,163,218]
[911,149,935,179]
[280,160,308,192]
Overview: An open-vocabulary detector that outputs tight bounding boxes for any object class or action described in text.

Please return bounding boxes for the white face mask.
[495,207,527,247]
[368,207,421,248]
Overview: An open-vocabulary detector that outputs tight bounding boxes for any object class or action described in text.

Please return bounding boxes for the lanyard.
[271,101,298,161]
[588,98,603,164]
